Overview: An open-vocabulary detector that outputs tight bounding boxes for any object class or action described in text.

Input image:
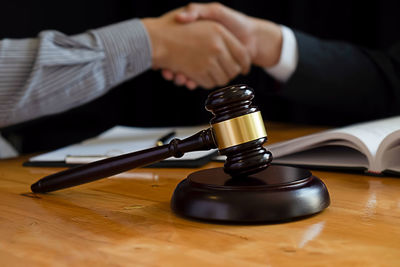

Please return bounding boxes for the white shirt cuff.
[265,25,299,83]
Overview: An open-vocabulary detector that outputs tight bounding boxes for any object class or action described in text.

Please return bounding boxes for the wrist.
[141,18,167,68]
[252,19,283,68]
[264,25,298,82]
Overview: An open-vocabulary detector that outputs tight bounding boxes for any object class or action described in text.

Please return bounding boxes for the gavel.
[31,84,330,223]
[31,85,273,193]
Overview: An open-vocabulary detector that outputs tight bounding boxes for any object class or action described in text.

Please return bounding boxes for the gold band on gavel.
[211,111,267,150]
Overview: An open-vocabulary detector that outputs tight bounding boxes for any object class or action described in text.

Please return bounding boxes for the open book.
[267,116,400,176]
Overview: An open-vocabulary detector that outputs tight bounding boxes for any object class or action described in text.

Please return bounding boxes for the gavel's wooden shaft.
[31,129,216,193]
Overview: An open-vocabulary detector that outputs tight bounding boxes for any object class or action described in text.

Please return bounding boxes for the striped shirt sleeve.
[0,18,152,128]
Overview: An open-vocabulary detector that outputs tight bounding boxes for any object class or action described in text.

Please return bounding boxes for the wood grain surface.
[0,122,399,266]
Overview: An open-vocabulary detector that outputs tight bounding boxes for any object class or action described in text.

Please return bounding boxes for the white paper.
[29,125,217,164]
[267,116,400,173]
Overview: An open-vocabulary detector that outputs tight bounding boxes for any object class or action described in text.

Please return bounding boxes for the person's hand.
[175,3,283,68]
[160,3,283,90]
[161,69,198,90]
[142,7,251,89]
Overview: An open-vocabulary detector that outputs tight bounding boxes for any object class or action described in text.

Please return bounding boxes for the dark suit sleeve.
[281,30,400,119]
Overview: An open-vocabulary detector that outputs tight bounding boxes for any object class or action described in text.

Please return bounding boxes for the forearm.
[0,19,151,128]
[282,31,400,117]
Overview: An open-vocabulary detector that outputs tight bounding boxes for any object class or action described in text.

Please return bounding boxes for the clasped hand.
[142,3,282,90]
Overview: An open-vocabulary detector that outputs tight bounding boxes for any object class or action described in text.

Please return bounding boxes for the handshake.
[142,2,283,90]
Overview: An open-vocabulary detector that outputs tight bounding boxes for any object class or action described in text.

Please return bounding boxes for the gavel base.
[171,165,330,223]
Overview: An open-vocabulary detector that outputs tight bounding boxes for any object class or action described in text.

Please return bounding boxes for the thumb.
[176,3,237,30]
[175,3,213,23]
[175,10,199,23]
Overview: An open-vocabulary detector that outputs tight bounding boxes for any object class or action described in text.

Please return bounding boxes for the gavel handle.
[31,128,216,193]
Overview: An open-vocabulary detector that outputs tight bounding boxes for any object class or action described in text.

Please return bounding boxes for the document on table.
[25,125,218,168]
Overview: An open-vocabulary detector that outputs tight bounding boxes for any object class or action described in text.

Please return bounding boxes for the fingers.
[175,74,197,90]
[175,8,199,23]
[218,26,251,75]
[160,25,250,89]
[162,70,186,86]
[154,7,251,90]
[176,4,251,75]
[199,72,216,89]
[208,58,230,87]
[217,56,242,81]
[175,3,209,23]
[161,69,174,80]
[161,69,198,90]
[174,73,187,86]
[185,79,197,90]
[178,69,214,90]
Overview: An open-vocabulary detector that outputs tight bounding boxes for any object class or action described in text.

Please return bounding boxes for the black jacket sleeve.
[281,30,400,120]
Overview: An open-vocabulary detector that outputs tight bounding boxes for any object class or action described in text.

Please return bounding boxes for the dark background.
[1,1,399,153]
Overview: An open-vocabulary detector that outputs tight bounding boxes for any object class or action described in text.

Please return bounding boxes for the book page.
[376,130,400,172]
[330,116,400,159]
[266,116,400,173]
[272,145,369,169]
[267,132,372,169]
[381,146,400,173]
[267,132,368,157]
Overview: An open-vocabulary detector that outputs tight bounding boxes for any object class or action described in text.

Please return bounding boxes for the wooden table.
[0,122,399,266]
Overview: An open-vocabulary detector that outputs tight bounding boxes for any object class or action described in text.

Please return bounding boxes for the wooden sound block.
[171,165,330,223]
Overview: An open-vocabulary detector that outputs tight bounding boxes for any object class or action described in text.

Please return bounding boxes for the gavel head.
[205,84,273,177]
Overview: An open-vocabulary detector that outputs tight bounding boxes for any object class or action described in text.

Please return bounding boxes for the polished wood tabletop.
[0,122,399,266]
